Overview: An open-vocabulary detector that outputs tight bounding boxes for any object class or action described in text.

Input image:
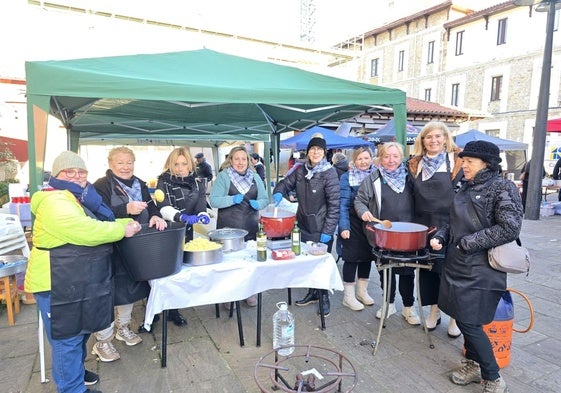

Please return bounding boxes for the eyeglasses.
[62,169,88,178]
[308,147,324,152]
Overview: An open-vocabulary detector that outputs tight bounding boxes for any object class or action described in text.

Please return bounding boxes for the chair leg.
[1,276,15,326]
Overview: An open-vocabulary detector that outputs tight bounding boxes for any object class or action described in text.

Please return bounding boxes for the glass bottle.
[256,222,267,262]
[291,220,301,256]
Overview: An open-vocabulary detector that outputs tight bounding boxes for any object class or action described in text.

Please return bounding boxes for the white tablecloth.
[144,246,343,330]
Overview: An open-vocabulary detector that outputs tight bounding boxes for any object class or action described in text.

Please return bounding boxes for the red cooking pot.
[365,221,436,252]
[260,209,296,238]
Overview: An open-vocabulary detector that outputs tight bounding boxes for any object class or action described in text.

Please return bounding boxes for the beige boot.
[426,304,441,331]
[448,318,461,338]
[356,278,375,306]
[342,282,364,311]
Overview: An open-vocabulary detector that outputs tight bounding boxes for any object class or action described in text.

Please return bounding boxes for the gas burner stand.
[254,344,358,392]
[371,248,444,354]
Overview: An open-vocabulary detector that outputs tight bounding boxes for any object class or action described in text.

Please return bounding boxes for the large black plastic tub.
[117,222,185,281]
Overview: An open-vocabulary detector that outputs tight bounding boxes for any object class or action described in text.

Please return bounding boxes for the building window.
[486,129,500,138]
[424,88,432,102]
[370,58,379,77]
[455,31,464,56]
[427,40,435,64]
[497,18,507,45]
[398,50,405,72]
[451,83,460,106]
[491,76,502,101]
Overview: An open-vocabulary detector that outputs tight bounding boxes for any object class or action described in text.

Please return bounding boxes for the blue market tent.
[368,118,419,144]
[455,129,527,151]
[455,129,527,175]
[280,125,374,150]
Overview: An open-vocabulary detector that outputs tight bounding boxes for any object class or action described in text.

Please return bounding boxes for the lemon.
[154,189,165,203]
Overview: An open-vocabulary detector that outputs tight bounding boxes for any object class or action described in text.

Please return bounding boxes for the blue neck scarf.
[48,177,115,221]
[304,159,331,180]
[379,163,407,193]
[348,165,374,187]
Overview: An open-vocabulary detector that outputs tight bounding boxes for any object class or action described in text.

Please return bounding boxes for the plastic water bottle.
[272,301,295,356]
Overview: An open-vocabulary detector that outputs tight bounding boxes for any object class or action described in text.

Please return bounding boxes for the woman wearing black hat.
[430,140,522,393]
[272,135,340,316]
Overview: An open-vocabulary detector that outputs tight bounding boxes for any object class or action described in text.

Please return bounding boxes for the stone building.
[336,0,561,171]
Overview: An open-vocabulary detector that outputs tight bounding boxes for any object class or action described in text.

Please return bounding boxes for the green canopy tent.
[25,48,406,192]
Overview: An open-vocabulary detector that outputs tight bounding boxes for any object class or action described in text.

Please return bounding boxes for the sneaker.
[116,325,143,346]
[92,341,121,362]
[450,359,482,385]
[482,377,508,393]
[84,369,98,386]
[376,303,396,319]
[402,306,421,325]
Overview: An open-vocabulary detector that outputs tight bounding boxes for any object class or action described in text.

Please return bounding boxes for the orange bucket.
[464,288,534,368]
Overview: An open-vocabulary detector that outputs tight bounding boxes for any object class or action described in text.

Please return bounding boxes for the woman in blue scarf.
[337,147,375,311]
[354,142,420,324]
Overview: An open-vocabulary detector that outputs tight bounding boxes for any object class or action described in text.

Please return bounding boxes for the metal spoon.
[370,217,392,229]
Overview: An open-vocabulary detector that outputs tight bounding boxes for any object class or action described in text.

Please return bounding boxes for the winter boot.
[355,278,374,306]
[295,288,319,306]
[342,282,364,311]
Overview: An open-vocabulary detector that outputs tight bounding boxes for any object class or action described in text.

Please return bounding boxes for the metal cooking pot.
[207,228,248,252]
[183,247,223,266]
[260,209,296,238]
[365,222,436,252]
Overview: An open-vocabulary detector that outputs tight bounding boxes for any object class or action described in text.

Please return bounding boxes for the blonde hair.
[108,146,135,163]
[162,147,195,175]
[377,142,405,161]
[351,147,373,163]
[412,121,457,156]
[222,146,254,171]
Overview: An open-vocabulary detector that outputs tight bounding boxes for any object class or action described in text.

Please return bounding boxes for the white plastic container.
[272,301,295,356]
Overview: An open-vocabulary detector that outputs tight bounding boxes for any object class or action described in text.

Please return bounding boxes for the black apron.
[49,243,114,339]
[438,188,505,325]
[110,182,151,305]
[340,197,372,263]
[216,180,259,241]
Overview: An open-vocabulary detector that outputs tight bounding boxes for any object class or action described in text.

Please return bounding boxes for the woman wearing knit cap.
[273,134,340,316]
[25,151,141,393]
[407,121,463,338]
[430,140,522,393]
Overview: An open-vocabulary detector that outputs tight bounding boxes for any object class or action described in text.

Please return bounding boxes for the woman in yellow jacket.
[25,151,140,393]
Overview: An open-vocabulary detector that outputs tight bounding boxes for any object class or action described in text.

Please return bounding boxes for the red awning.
[0,136,28,162]
[546,118,561,132]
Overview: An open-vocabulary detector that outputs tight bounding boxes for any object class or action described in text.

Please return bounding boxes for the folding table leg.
[161,309,168,368]
[256,293,262,347]
[318,290,326,330]
[235,301,245,347]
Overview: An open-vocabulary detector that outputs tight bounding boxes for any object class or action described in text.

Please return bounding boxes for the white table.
[144,245,343,367]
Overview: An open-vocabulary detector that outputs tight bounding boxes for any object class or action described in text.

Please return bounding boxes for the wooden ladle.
[370,217,392,229]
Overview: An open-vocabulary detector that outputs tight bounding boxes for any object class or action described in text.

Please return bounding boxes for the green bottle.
[291,220,301,256]
[257,222,268,262]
